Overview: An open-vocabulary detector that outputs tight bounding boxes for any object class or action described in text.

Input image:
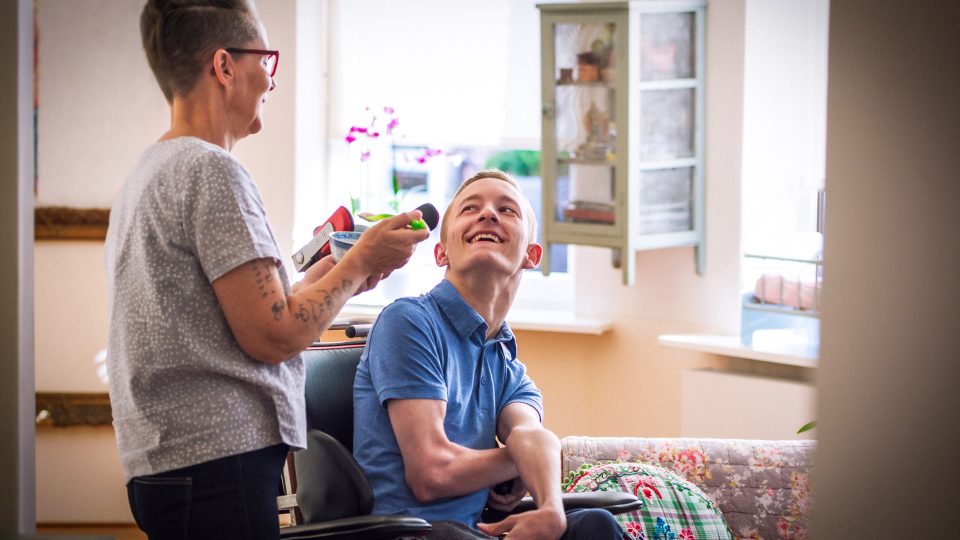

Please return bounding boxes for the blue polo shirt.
[353,280,543,526]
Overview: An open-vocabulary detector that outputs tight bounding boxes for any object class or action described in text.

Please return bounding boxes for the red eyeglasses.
[225,48,279,78]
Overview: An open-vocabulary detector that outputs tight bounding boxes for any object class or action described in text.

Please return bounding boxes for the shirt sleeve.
[366,300,448,405]
[500,357,544,423]
[182,149,281,282]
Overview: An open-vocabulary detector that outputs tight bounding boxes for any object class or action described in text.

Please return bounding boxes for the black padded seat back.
[301,343,365,451]
[295,343,374,523]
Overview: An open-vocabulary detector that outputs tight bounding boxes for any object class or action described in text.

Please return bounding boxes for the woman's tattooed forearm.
[292,299,323,323]
[288,280,352,325]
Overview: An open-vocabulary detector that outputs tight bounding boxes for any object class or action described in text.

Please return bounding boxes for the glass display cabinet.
[538,1,706,284]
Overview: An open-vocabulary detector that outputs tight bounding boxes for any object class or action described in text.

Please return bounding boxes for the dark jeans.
[432,508,624,539]
[126,443,288,540]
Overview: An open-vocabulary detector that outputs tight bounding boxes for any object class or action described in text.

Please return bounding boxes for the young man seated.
[353,170,623,539]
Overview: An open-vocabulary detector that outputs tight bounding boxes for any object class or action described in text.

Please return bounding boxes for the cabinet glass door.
[551,21,618,228]
[636,11,699,236]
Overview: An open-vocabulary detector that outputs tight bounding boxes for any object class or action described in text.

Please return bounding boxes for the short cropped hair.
[440,169,538,245]
[140,0,261,102]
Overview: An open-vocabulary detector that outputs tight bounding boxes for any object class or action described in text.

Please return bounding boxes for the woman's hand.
[346,210,431,278]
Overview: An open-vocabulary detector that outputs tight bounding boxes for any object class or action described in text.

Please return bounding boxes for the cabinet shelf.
[539,1,707,284]
[557,156,616,166]
[556,81,615,89]
[638,78,698,90]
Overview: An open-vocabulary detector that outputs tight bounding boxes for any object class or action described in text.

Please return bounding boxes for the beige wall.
[33,0,771,524]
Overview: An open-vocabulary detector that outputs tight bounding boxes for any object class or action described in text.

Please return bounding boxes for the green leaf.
[483,150,541,177]
[797,420,817,434]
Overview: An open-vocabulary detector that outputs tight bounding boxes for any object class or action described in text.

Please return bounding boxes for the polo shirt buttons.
[481,376,487,385]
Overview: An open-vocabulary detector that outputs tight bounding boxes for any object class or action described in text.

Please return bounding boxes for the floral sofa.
[560,436,815,540]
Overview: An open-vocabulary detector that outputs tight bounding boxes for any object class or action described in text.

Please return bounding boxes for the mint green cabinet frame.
[538,1,707,284]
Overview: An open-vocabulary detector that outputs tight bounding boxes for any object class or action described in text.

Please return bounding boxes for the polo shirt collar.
[430,280,516,355]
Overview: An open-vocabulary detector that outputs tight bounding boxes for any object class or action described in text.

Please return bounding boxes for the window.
[300,0,572,310]
[740,0,829,355]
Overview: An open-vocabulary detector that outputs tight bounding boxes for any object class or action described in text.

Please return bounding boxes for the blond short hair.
[440,169,538,245]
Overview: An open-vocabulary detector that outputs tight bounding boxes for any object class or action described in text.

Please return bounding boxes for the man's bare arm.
[387,398,520,502]
[477,402,567,540]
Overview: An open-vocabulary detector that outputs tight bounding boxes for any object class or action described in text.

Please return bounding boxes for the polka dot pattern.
[105,137,305,481]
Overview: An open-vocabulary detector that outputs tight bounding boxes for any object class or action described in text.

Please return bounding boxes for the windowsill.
[657,333,818,368]
[339,304,612,335]
[507,308,612,335]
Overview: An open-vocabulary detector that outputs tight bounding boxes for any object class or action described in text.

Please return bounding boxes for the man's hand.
[486,478,527,512]
[477,506,567,540]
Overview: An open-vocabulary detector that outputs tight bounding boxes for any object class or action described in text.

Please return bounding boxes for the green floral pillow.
[563,461,732,540]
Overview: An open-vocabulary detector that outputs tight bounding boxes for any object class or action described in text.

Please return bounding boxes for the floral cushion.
[563,461,732,540]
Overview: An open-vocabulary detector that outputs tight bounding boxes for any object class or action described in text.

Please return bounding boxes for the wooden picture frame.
[35,206,110,241]
[35,392,112,428]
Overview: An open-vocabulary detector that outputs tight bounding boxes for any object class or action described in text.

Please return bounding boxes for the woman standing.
[105,1,429,538]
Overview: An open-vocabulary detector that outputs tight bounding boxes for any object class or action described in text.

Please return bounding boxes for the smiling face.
[435,175,543,278]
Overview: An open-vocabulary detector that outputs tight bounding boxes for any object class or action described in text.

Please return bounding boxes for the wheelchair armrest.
[524,491,641,515]
[280,514,431,540]
[484,491,642,523]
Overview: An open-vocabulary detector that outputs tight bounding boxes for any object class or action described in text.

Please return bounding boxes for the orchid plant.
[344,106,441,214]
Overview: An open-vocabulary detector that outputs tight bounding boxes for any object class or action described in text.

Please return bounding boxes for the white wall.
[33,0,298,523]
[812,0,960,536]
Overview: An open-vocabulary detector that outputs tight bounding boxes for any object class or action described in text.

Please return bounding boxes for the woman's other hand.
[292,255,335,293]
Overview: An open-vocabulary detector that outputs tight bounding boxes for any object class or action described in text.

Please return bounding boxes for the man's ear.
[434,242,449,268]
[522,243,543,270]
[210,49,235,87]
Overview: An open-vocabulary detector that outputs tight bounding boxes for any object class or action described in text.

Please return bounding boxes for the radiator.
[681,369,816,440]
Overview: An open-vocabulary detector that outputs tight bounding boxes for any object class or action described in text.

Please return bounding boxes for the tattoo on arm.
[253,261,280,299]
[284,278,358,330]
[292,299,323,323]
[271,301,286,321]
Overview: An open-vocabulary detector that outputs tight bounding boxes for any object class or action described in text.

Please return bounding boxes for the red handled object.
[292,206,354,272]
